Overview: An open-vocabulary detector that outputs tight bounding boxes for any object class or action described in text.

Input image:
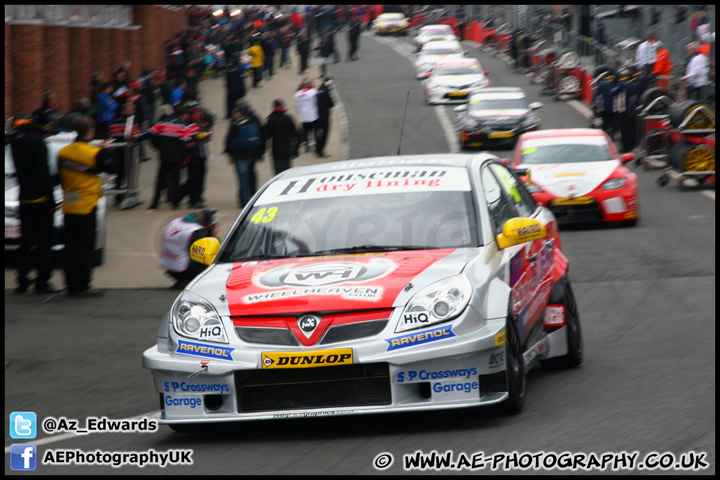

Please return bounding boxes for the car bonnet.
[524,160,622,197]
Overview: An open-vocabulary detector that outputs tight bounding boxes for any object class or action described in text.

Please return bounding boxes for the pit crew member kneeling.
[160,208,220,290]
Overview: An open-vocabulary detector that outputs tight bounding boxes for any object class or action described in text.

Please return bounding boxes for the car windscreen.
[520,143,613,164]
[421,26,451,35]
[468,97,528,112]
[422,45,460,55]
[220,168,479,262]
[436,64,480,76]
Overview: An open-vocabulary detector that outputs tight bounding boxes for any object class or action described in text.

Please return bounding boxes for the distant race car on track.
[143,153,583,431]
[414,24,457,52]
[414,40,465,79]
[455,87,542,149]
[509,128,639,225]
[372,13,410,36]
[423,57,490,104]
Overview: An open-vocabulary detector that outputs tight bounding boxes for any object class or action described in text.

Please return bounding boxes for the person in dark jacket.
[297,29,311,75]
[260,32,276,80]
[225,54,246,119]
[347,18,361,61]
[315,76,335,158]
[593,69,620,141]
[180,102,214,208]
[146,105,198,210]
[226,102,262,208]
[9,109,64,294]
[262,98,299,175]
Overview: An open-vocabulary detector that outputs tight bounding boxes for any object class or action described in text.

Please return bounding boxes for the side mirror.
[424,72,432,78]
[453,105,467,113]
[620,152,635,163]
[529,102,543,110]
[496,218,548,250]
[501,157,511,166]
[190,237,221,266]
[483,70,490,76]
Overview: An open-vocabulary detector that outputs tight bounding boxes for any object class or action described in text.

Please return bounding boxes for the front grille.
[235,327,299,346]
[236,363,391,412]
[549,201,604,223]
[319,319,388,345]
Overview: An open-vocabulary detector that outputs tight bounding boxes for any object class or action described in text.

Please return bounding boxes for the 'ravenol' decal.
[386,325,455,351]
[176,340,234,361]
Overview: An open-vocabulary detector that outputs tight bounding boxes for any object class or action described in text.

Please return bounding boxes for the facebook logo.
[10,411,36,439]
[9,444,37,471]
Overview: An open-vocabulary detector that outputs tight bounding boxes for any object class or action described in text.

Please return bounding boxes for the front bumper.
[533,186,639,223]
[375,26,409,35]
[461,126,523,149]
[143,314,510,424]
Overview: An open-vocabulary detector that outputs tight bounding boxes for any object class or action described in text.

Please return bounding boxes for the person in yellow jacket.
[248,39,265,89]
[651,41,673,91]
[58,116,117,297]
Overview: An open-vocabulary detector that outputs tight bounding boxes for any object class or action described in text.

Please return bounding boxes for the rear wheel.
[541,277,583,369]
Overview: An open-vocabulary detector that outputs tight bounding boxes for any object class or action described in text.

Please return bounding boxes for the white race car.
[143,154,583,431]
[414,24,457,52]
[423,57,490,104]
[414,40,465,79]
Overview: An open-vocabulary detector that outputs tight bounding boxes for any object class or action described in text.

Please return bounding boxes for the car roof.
[271,154,498,181]
[435,58,480,67]
[379,13,405,19]
[420,25,452,31]
[520,128,606,140]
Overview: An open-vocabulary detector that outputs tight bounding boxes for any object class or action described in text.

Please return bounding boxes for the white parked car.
[413,24,457,52]
[414,40,465,79]
[423,57,490,104]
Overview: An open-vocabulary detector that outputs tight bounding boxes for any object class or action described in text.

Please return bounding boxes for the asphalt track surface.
[5,29,715,475]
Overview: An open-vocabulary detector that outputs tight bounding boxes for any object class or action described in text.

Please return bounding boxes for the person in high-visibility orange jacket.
[651,41,673,91]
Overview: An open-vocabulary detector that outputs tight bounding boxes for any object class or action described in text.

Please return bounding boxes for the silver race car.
[143,154,583,431]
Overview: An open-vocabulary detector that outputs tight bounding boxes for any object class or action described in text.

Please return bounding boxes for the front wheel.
[487,312,526,414]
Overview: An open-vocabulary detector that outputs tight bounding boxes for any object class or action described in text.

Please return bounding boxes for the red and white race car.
[507,128,639,225]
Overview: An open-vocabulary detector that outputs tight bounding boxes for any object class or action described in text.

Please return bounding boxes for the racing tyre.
[668,100,715,131]
[638,87,672,114]
[541,277,583,369]
[487,311,526,415]
[592,64,611,79]
[670,142,715,173]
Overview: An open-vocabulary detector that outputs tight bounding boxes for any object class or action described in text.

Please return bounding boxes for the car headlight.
[471,78,490,88]
[396,275,472,333]
[601,177,627,190]
[172,291,228,343]
[520,115,540,130]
